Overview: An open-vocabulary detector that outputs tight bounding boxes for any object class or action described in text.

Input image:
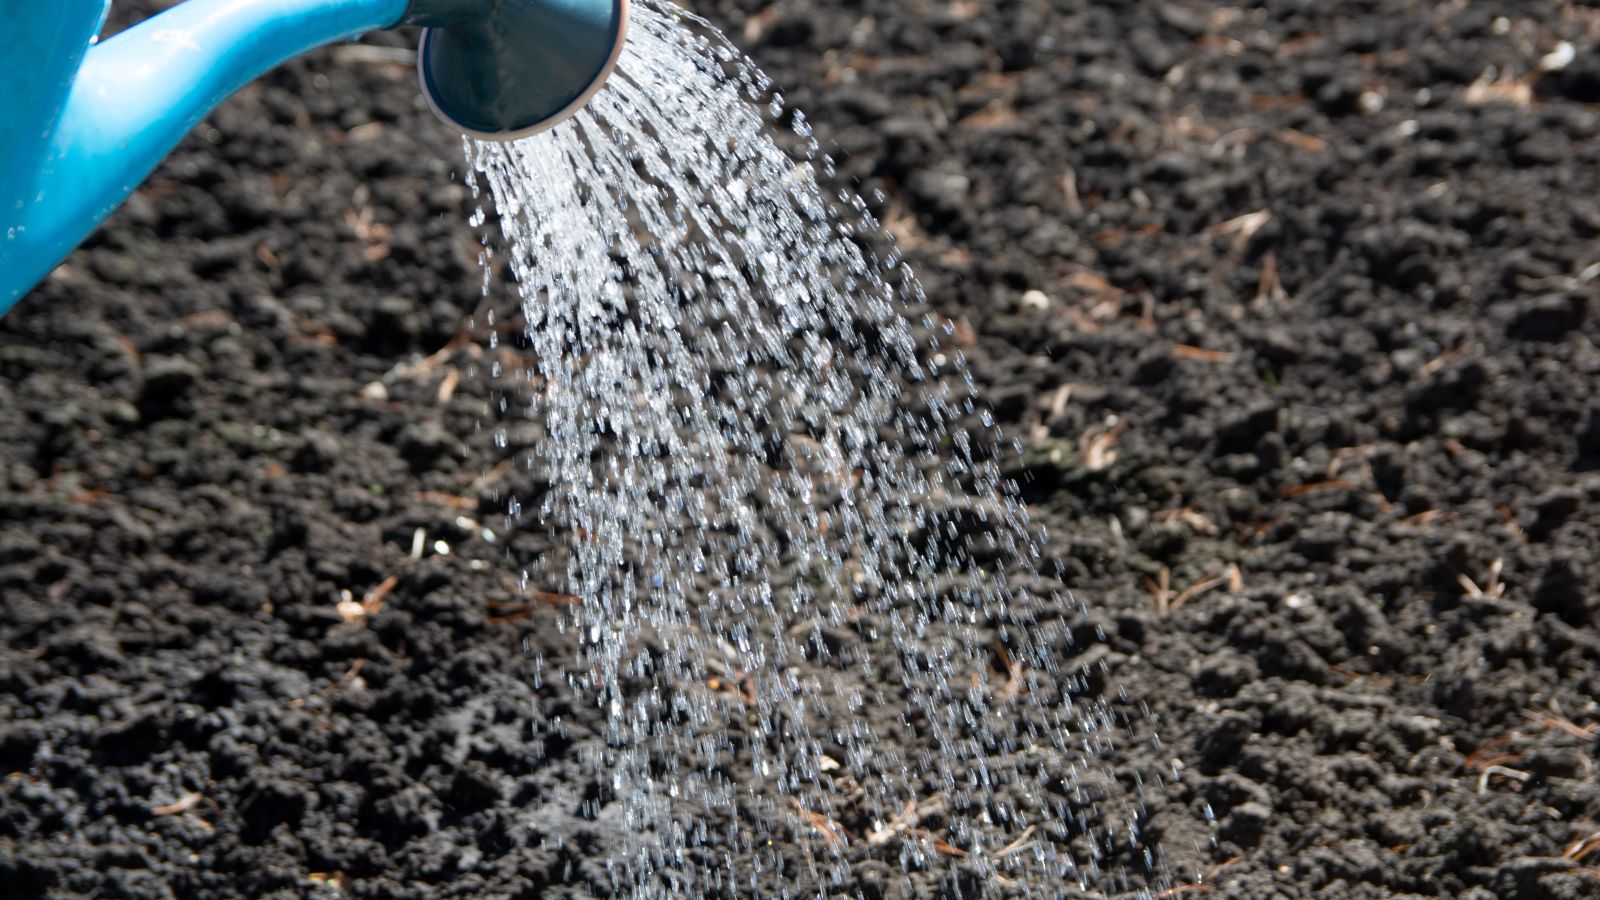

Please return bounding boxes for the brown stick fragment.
[926,834,969,857]
[1207,209,1272,254]
[1565,829,1600,861]
[1395,509,1443,527]
[1253,250,1289,306]
[1080,421,1128,471]
[1144,566,1172,615]
[995,824,1037,858]
[1156,885,1215,897]
[1462,733,1520,772]
[1277,479,1357,497]
[1169,572,1227,613]
[1060,166,1081,213]
[1226,562,1244,593]
[416,491,478,509]
[468,458,516,494]
[1171,344,1237,363]
[1523,709,1599,741]
[150,792,204,816]
[362,575,398,615]
[1477,764,1531,794]
[1273,129,1328,153]
[790,798,850,849]
[436,367,461,405]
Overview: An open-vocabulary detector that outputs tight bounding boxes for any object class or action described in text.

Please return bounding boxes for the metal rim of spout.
[416,0,630,142]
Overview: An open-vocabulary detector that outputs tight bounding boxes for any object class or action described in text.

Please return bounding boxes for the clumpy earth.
[5,0,1600,896]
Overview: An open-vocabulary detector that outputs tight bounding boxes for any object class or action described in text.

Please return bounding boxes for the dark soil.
[5,0,1600,897]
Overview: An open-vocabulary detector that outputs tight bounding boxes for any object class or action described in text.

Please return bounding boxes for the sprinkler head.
[409,0,629,141]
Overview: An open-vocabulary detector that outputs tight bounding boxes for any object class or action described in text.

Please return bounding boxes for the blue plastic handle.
[1,0,410,312]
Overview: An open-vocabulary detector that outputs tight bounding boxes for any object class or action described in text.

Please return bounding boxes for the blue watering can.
[0,0,628,313]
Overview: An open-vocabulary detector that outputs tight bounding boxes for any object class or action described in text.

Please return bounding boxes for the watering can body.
[0,1,112,238]
[0,0,627,314]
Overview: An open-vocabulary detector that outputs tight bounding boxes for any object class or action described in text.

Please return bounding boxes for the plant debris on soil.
[5,0,1600,897]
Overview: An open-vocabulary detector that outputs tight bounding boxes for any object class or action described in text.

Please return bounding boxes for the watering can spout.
[0,0,628,314]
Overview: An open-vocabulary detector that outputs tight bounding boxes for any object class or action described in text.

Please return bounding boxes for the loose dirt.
[4,0,1599,897]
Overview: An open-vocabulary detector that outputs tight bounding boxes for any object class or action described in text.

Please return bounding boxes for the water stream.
[464,1,1166,894]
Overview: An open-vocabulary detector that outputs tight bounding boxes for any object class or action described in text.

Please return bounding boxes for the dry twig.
[1080,421,1128,472]
[1253,251,1289,306]
[995,824,1038,858]
[1169,571,1228,613]
[1154,507,1219,536]
[336,575,397,625]
[1171,344,1237,364]
[1277,479,1357,497]
[436,367,461,405]
[1478,764,1532,794]
[1465,67,1533,106]
[1523,709,1599,742]
[792,798,851,850]
[1145,567,1172,614]
[1272,129,1327,153]
[1208,209,1273,254]
[1457,557,1504,599]
[486,590,582,624]
[1565,829,1600,862]
[416,490,477,509]
[150,792,204,816]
